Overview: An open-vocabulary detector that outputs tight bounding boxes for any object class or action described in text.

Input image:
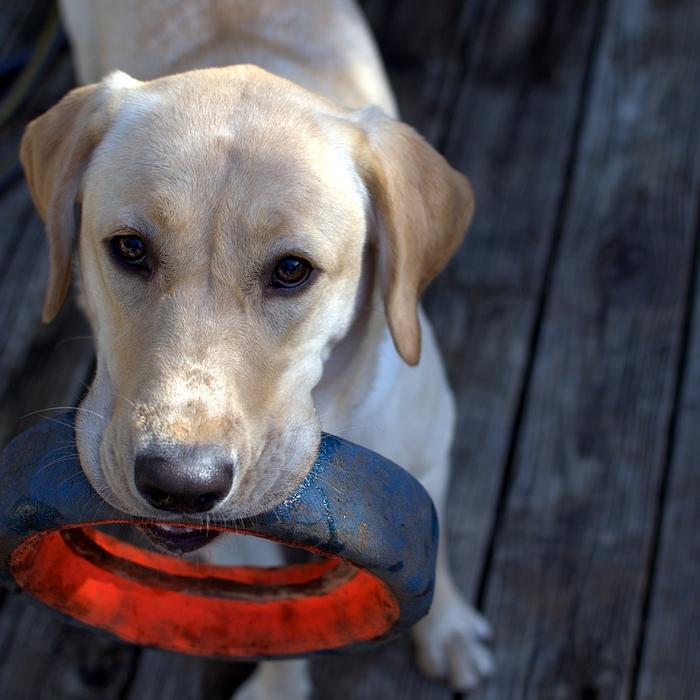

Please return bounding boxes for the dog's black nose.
[134,453,233,513]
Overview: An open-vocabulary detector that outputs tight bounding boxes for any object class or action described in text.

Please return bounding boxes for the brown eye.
[270,256,312,289]
[112,235,148,268]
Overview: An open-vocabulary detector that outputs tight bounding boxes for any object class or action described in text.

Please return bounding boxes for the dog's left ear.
[20,83,106,322]
[352,107,474,366]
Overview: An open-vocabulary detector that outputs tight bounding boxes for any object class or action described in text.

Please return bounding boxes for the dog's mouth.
[139,524,222,554]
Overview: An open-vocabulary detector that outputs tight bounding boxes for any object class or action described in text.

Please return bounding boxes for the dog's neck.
[313,246,399,435]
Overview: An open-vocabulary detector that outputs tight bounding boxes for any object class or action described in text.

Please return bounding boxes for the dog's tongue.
[140,523,222,554]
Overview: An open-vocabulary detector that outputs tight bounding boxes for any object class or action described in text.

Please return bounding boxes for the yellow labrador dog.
[21,0,493,696]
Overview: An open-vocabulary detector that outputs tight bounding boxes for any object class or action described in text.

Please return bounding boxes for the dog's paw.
[232,660,311,700]
[412,588,494,692]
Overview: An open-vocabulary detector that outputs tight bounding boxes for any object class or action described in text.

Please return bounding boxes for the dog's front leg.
[233,659,311,700]
[410,455,495,692]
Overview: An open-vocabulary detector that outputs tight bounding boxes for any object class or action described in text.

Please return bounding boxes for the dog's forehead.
[88,71,364,239]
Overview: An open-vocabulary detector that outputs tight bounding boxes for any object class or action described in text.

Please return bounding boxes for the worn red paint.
[9,524,400,657]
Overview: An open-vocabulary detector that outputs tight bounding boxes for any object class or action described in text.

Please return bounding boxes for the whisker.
[20,406,106,421]
[115,393,137,409]
[77,493,102,522]
[35,454,82,476]
[33,442,79,461]
[24,414,102,437]
[56,469,91,491]
[56,335,94,347]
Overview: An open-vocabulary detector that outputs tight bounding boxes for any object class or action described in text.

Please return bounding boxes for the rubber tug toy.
[0,413,438,659]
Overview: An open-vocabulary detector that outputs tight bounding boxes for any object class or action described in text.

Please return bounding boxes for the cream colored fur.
[20,0,494,695]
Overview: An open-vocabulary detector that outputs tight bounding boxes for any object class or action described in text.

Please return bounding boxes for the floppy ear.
[353,107,474,366]
[20,81,112,322]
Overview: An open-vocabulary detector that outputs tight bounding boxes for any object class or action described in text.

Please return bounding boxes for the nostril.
[134,454,233,514]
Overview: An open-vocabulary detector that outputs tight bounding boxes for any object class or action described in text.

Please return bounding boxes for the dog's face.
[21,66,473,537]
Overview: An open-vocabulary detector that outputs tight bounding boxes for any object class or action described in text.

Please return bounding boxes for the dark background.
[1,1,699,698]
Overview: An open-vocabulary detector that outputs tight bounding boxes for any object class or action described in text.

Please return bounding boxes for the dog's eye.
[112,235,148,268]
[270,256,312,289]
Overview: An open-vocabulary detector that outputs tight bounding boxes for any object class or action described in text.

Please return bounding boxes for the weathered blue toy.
[0,413,437,659]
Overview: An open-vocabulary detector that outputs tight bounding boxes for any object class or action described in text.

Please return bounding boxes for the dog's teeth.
[159,524,186,532]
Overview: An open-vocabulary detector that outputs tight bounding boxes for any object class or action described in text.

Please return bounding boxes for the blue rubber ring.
[0,412,438,658]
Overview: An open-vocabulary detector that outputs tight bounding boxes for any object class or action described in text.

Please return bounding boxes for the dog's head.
[21,66,473,532]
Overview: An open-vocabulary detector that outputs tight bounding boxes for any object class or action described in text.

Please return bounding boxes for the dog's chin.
[139,523,223,555]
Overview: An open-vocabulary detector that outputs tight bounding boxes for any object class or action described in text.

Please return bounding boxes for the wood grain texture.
[361,0,484,144]
[473,0,700,697]
[0,597,136,700]
[636,298,700,700]
[429,0,606,602]
[635,65,700,699]
[125,649,252,700]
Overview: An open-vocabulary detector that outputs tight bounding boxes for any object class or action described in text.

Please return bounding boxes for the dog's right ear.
[20,84,103,322]
[20,72,136,322]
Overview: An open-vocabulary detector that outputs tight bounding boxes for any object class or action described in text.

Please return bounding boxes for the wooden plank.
[125,649,252,700]
[0,599,136,700]
[635,318,700,699]
[0,186,45,401]
[635,166,700,696]
[429,0,606,601]
[313,1,606,698]
[361,0,485,144]
[472,0,700,696]
[0,29,74,183]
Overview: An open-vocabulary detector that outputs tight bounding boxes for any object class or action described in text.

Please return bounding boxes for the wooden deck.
[1,1,699,697]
